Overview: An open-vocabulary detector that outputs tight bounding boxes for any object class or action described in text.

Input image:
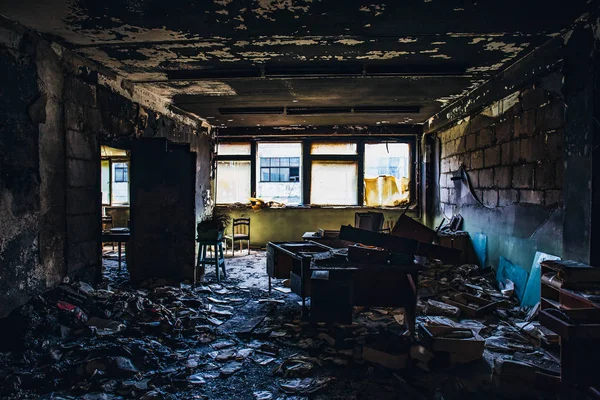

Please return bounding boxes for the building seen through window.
[257,143,302,205]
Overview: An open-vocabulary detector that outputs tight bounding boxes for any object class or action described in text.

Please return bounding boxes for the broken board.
[217,301,272,335]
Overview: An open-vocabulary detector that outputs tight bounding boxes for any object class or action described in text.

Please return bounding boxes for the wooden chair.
[225,218,250,256]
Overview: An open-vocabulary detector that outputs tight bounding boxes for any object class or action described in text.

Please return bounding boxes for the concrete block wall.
[439,86,565,214]
[0,20,212,317]
[435,82,566,271]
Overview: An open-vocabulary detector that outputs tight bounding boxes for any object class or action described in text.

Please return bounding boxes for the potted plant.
[196,211,231,241]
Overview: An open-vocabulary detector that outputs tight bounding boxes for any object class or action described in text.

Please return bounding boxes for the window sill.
[216,203,417,211]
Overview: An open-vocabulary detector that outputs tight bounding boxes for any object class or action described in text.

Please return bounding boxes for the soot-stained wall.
[0,21,212,317]
[435,79,566,271]
[0,30,67,318]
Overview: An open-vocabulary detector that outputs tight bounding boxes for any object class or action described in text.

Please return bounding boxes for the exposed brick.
[67,214,99,244]
[477,128,494,147]
[440,188,449,203]
[495,119,513,143]
[520,189,545,204]
[471,150,484,169]
[455,136,466,155]
[536,100,565,132]
[513,109,536,137]
[519,135,545,163]
[66,130,98,161]
[513,164,534,188]
[483,189,499,208]
[511,140,522,164]
[545,190,562,206]
[67,159,98,188]
[501,142,512,165]
[441,158,450,173]
[474,190,484,204]
[556,160,564,189]
[67,188,97,215]
[521,86,548,111]
[457,153,471,170]
[465,134,477,151]
[82,106,105,135]
[484,145,501,167]
[67,240,99,274]
[469,114,494,132]
[478,168,494,188]
[467,169,479,187]
[535,162,558,189]
[494,166,512,188]
[546,130,564,160]
[448,156,460,172]
[64,102,84,131]
[498,189,519,206]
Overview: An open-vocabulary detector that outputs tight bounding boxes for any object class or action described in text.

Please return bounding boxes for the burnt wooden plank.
[338,225,461,263]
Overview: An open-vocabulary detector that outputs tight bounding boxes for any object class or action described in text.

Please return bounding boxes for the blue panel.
[521,251,560,307]
[496,256,529,302]
[471,232,487,269]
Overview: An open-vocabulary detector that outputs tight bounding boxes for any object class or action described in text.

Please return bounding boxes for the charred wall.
[0,29,67,318]
[435,82,565,271]
[0,20,212,317]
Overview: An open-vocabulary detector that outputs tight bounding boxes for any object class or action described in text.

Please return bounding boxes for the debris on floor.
[0,251,561,399]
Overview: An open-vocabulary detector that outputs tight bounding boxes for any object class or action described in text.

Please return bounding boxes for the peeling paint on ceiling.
[0,0,593,128]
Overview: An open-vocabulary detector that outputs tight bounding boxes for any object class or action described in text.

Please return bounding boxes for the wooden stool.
[195,240,226,284]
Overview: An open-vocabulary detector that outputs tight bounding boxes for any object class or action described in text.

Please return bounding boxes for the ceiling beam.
[217,124,422,138]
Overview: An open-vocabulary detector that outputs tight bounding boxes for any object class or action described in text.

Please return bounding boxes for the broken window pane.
[217,160,251,204]
[257,143,302,205]
[364,143,410,206]
[310,142,357,155]
[217,142,251,155]
[111,162,130,205]
[311,161,358,205]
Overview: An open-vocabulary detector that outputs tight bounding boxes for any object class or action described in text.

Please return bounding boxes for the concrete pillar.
[562,24,600,264]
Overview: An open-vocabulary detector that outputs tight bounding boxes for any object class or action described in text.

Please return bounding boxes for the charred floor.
[1,1,600,399]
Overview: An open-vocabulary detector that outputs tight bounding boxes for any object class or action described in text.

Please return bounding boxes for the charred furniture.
[266,241,333,309]
[538,260,600,395]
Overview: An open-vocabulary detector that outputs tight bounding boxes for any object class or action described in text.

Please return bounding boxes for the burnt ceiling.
[0,0,595,130]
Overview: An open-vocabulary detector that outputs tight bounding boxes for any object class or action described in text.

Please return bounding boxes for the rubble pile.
[0,254,561,399]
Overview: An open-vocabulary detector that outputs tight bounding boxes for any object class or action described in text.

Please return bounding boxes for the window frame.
[114,163,128,183]
[101,156,130,206]
[216,137,417,208]
[215,142,256,204]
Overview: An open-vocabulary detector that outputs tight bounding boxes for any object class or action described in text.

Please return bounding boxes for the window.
[216,143,252,204]
[309,142,359,205]
[310,142,357,155]
[216,139,413,207]
[364,143,410,206]
[311,161,358,205]
[111,162,129,205]
[257,142,302,205]
[217,160,251,204]
[101,146,129,206]
[114,164,128,183]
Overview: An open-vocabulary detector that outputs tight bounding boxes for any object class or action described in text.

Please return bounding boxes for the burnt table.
[102,229,130,270]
